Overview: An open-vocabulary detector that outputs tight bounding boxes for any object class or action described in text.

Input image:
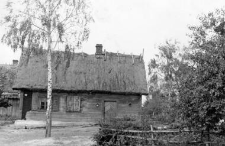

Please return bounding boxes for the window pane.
[41,102,45,109]
[39,94,47,110]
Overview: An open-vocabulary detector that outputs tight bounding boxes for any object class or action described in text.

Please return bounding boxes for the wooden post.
[150,125,154,139]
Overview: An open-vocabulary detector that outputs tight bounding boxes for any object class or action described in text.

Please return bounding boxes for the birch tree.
[1,0,93,137]
[147,41,191,123]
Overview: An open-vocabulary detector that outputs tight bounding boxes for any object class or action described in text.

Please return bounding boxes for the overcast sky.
[0,0,225,65]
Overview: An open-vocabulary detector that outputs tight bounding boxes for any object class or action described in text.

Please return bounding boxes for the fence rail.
[100,127,225,146]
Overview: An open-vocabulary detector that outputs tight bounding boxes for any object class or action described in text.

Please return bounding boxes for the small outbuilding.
[0,61,20,118]
[0,91,20,118]
[13,45,148,123]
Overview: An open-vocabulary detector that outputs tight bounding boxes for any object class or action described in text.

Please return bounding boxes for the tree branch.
[34,0,47,13]
[50,0,62,16]
[50,4,76,34]
[60,7,76,25]
[52,36,60,50]
[30,22,47,32]
[19,10,42,21]
[64,25,76,32]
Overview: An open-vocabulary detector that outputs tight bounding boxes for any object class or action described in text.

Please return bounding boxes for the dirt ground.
[0,124,99,146]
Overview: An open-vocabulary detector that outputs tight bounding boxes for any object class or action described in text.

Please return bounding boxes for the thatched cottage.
[13,44,148,122]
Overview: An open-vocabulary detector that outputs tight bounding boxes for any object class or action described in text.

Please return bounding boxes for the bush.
[98,118,142,130]
[210,134,225,144]
[93,115,165,146]
[92,115,225,146]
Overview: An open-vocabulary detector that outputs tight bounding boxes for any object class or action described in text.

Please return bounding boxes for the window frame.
[38,94,59,112]
[66,96,81,112]
[40,101,47,110]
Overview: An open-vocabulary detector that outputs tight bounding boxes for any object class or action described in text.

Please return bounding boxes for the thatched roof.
[13,51,148,95]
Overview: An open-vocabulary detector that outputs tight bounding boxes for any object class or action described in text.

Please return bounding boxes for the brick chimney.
[95,44,103,55]
[13,60,18,65]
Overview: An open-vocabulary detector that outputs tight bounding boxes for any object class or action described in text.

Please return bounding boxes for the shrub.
[93,115,161,146]
[92,115,225,146]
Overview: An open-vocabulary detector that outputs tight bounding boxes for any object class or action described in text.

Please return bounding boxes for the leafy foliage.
[1,0,94,53]
[0,98,11,108]
[146,41,191,124]
[148,41,190,98]
[0,66,16,94]
[147,9,225,134]
[143,90,165,116]
[179,9,225,133]
[92,116,225,146]
[0,66,16,108]
[93,116,225,145]
[92,116,155,146]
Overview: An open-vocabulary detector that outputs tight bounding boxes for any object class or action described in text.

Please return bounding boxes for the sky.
[0,0,225,66]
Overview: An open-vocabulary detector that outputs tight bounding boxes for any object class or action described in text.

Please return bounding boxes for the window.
[66,96,80,112]
[39,96,47,110]
[40,101,47,110]
[38,94,59,111]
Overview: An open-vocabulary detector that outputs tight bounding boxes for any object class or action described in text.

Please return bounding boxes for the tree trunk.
[45,0,53,138]
[45,29,52,138]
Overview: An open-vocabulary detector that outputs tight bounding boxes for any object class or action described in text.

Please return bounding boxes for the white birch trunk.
[45,0,52,137]
[45,30,52,137]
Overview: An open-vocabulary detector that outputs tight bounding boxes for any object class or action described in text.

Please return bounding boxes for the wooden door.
[22,91,32,119]
[104,101,117,120]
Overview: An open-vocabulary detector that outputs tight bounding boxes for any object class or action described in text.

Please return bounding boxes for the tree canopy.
[179,9,225,132]
[147,40,190,123]
[147,9,225,133]
[1,0,93,53]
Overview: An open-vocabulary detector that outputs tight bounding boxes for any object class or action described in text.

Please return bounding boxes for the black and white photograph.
[0,0,225,145]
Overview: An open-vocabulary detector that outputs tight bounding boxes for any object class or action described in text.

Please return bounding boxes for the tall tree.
[179,8,225,138]
[148,41,190,101]
[147,41,190,122]
[1,0,93,137]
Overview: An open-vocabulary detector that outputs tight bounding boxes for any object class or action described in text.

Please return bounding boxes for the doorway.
[22,91,32,119]
[104,101,117,121]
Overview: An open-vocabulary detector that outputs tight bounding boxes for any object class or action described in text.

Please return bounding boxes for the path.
[0,125,99,146]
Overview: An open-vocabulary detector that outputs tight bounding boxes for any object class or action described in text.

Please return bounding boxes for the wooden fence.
[100,127,225,146]
[0,98,20,118]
